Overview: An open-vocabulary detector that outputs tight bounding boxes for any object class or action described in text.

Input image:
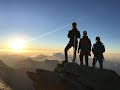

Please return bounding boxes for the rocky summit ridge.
[27,62,120,90]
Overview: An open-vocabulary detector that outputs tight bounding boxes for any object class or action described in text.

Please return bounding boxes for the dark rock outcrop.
[27,62,120,90]
[27,69,64,90]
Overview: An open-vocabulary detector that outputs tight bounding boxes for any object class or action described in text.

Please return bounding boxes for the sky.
[0,0,120,54]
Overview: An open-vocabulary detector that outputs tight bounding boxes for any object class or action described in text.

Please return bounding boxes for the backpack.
[79,37,91,52]
[92,43,105,54]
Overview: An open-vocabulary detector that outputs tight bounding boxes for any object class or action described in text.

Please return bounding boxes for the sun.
[10,38,25,50]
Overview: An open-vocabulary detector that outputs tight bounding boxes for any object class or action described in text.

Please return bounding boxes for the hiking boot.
[62,60,68,64]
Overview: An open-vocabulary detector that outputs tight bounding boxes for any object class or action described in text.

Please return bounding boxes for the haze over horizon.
[0,0,120,55]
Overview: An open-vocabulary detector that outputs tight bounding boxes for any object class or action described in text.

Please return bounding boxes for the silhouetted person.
[92,37,105,69]
[64,22,80,62]
[78,31,91,66]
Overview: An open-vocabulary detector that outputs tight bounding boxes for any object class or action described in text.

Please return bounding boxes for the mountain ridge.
[27,62,120,90]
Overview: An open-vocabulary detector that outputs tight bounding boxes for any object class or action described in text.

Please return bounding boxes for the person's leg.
[92,56,97,67]
[85,54,89,66]
[80,53,84,65]
[73,49,77,62]
[64,43,72,62]
[98,55,104,69]
[73,43,77,62]
[98,59,103,69]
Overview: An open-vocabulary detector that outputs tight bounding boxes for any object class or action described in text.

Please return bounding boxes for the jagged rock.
[27,62,120,90]
[27,69,64,90]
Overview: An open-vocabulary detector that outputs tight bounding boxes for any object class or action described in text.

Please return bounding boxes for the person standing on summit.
[64,22,80,62]
[92,37,105,69]
[78,31,91,66]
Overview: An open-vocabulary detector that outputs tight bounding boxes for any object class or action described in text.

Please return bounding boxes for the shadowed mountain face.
[0,59,60,90]
[27,62,120,90]
[0,61,13,89]
[0,60,13,81]
[0,60,34,90]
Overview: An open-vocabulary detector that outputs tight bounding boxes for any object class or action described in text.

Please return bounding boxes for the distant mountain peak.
[26,57,33,61]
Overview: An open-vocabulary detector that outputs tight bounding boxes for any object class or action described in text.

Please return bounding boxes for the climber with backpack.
[92,37,105,69]
[78,31,91,66]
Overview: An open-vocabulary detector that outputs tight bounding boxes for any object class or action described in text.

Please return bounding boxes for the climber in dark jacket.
[64,22,80,62]
[78,31,91,66]
[92,37,105,69]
